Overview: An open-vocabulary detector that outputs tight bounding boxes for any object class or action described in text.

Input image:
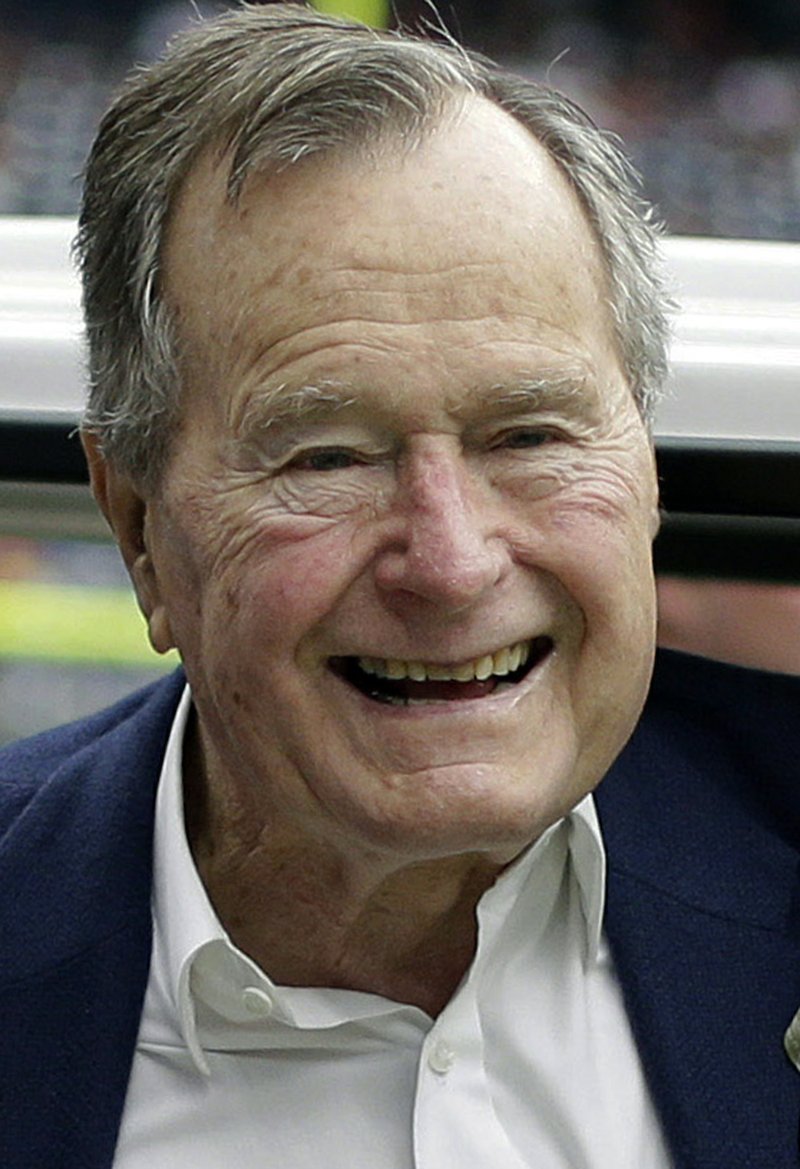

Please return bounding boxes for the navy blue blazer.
[1,649,799,1168]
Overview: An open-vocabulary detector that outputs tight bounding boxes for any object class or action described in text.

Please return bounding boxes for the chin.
[327,762,587,865]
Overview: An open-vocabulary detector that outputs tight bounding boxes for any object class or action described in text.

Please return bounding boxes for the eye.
[498,429,552,450]
[288,448,363,472]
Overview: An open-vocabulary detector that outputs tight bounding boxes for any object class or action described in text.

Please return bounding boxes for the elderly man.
[2,5,799,1168]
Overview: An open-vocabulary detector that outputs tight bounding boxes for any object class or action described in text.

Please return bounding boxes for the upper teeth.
[358,640,531,683]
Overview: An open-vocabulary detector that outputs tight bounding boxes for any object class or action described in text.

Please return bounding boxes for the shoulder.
[628,647,799,818]
[0,670,186,832]
[597,648,800,921]
[647,644,800,730]
[603,646,800,827]
[0,670,186,982]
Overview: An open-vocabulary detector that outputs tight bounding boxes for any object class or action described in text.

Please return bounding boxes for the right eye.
[288,448,362,472]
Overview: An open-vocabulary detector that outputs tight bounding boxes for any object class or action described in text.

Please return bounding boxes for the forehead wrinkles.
[214,247,609,375]
[172,256,563,394]
[227,261,526,354]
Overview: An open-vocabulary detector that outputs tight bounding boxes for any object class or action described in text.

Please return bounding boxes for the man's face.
[139,99,659,866]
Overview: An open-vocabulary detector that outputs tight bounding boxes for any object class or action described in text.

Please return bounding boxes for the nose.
[373,442,511,611]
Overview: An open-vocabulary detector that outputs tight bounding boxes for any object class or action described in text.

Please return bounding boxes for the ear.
[644,437,661,541]
[81,430,175,655]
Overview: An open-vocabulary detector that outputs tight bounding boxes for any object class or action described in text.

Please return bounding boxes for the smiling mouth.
[330,636,553,706]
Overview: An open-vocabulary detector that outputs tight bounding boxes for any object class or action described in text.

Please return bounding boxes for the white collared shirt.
[114,686,672,1168]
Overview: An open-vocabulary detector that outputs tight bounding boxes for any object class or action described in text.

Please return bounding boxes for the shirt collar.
[152,687,607,1075]
[473,794,606,966]
[151,685,223,1075]
[569,794,607,962]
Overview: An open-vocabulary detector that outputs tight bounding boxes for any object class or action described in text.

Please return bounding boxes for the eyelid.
[288,445,363,463]
[239,417,391,462]
[484,421,563,447]
[282,441,391,471]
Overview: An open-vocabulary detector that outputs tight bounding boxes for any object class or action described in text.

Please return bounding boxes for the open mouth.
[330,636,553,706]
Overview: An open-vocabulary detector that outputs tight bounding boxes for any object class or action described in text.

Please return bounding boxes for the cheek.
[508,460,657,631]
[555,505,656,630]
[183,462,391,580]
[156,467,390,673]
[514,463,654,564]
[551,449,654,519]
[204,516,369,653]
[269,466,391,519]
[496,436,657,528]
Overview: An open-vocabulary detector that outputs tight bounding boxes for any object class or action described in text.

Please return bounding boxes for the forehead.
[162,97,619,409]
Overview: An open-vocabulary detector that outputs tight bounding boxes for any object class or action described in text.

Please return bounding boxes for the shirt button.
[241,986,274,1018]
[427,1039,455,1075]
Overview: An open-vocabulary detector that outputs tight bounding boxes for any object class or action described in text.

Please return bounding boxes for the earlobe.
[131,549,176,655]
[80,429,176,655]
[650,503,663,541]
[644,442,661,540]
[141,588,175,655]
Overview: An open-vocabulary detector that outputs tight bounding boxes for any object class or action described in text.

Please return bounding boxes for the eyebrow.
[231,368,592,439]
[469,372,589,416]
[231,381,358,439]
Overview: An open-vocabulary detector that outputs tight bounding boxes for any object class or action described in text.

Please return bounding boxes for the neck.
[197,841,499,1015]
[183,733,502,1016]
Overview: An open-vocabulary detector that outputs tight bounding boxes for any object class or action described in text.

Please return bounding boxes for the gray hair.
[76,2,670,489]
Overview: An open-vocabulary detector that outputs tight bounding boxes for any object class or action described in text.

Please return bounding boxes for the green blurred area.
[309,0,390,28]
[0,579,175,671]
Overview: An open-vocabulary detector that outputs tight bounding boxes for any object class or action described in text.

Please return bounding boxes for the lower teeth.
[370,680,518,706]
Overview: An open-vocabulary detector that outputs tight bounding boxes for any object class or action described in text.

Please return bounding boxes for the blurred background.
[1,1,798,742]
[2,0,799,235]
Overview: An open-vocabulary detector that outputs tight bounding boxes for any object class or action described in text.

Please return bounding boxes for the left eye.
[290,449,361,472]
[500,430,551,450]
